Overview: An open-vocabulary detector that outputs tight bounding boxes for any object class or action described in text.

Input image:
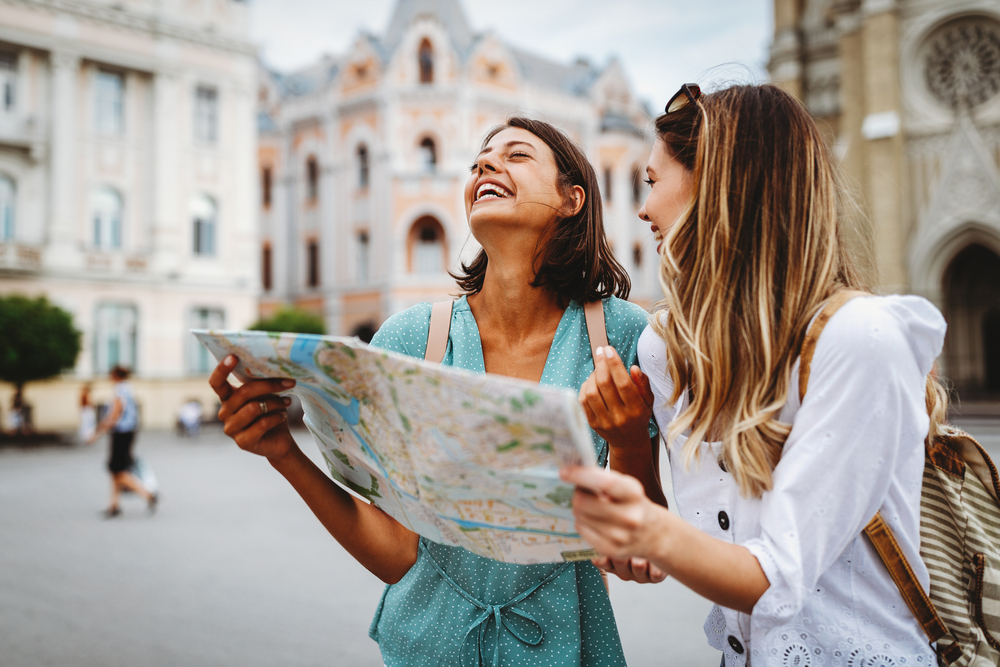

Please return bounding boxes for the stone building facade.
[257,0,657,341]
[0,0,259,429]
[770,0,1000,403]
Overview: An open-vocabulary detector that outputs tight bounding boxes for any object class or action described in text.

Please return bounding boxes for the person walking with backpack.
[561,83,982,666]
[89,365,157,517]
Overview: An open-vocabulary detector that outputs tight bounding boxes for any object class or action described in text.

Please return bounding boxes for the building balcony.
[0,242,43,272]
[0,113,46,161]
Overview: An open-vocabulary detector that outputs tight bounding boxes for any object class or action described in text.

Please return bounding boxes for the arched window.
[409,216,446,274]
[356,231,370,282]
[261,243,272,291]
[632,242,643,269]
[603,167,613,202]
[92,186,123,249]
[306,156,319,201]
[191,194,217,256]
[418,38,434,84]
[419,136,437,173]
[632,166,643,205]
[94,302,137,373]
[0,174,15,241]
[306,238,320,287]
[942,243,1000,398]
[357,144,369,189]
[261,166,272,209]
[351,322,377,344]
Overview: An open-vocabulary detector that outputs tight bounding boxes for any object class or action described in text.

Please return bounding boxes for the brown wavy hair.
[651,84,946,497]
[452,117,630,305]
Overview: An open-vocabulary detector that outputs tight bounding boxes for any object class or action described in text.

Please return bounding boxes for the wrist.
[267,434,301,471]
[638,503,677,571]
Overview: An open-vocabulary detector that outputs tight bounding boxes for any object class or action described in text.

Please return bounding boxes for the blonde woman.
[563,84,948,666]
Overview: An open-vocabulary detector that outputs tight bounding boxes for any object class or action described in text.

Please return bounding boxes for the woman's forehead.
[485,126,544,151]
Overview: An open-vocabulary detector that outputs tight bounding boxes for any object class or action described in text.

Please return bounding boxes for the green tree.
[0,295,82,393]
[249,307,326,335]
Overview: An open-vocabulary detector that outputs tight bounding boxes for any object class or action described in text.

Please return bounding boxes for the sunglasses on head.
[665,83,702,114]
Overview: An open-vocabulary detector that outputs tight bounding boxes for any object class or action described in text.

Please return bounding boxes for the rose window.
[924,19,1000,108]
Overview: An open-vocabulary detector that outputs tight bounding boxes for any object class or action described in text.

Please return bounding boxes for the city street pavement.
[2,420,998,667]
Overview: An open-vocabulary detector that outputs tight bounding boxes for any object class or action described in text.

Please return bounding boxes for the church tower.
[769,0,1000,404]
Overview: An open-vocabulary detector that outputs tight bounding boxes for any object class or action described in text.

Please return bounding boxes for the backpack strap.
[797,290,868,402]
[583,300,608,358]
[798,290,962,665]
[583,299,611,593]
[425,301,454,364]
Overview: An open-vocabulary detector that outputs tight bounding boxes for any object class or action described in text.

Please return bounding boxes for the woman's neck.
[467,257,564,342]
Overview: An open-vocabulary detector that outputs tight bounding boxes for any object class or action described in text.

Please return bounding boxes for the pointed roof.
[383,0,474,56]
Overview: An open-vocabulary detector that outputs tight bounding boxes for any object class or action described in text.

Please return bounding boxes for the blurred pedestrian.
[8,387,28,435]
[88,365,157,517]
[178,399,202,437]
[79,383,96,444]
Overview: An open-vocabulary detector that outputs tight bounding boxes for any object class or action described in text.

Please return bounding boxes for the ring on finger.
[258,400,267,415]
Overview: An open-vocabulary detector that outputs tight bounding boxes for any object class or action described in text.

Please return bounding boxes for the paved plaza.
[2,421,998,667]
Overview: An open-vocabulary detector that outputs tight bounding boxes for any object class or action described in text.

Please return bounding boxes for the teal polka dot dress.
[368,296,653,667]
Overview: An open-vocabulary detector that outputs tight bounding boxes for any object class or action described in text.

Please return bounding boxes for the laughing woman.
[209,117,656,666]
[565,84,948,666]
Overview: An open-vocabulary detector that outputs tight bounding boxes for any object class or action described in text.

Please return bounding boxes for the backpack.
[800,291,1000,666]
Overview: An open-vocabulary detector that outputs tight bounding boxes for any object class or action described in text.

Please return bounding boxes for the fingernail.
[282,380,295,388]
[604,347,616,358]
[282,396,292,406]
[595,347,603,357]
[224,355,236,367]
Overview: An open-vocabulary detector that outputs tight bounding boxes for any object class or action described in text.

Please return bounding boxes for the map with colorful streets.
[193,329,599,564]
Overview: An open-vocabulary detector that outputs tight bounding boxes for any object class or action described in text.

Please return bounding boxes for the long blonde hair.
[652,84,947,497]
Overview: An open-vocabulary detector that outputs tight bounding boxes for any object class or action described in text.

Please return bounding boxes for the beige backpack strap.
[425,301,454,364]
[798,290,868,402]
[863,515,961,663]
[583,300,608,358]
[583,299,612,593]
[797,290,961,664]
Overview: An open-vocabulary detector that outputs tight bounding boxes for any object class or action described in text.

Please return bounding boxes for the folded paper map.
[192,330,599,564]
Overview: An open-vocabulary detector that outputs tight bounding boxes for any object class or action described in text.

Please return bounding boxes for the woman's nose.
[637,204,650,222]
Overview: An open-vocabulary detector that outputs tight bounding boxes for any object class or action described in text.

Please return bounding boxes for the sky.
[249,0,774,112]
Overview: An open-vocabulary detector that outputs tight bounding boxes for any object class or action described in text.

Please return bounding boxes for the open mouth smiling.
[475,182,513,203]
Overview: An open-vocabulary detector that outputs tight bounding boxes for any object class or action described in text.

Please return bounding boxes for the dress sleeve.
[369,303,433,360]
[743,297,943,622]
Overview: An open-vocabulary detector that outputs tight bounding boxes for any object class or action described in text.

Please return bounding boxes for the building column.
[46,50,80,268]
[769,0,804,100]
[151,69,182,273]
[833,1,878,284]
[860,0,907,292]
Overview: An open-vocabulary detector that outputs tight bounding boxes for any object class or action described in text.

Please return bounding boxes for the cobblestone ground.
[1,421,997,667]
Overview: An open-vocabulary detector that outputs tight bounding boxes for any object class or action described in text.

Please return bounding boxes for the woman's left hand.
[579,346,654,449]
[561,465,667,561]
[594,556,667,584]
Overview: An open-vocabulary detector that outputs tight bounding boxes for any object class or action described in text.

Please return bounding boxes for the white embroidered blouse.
[638,295,946,667]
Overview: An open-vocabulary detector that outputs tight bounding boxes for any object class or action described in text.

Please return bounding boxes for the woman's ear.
[562,185,585,217]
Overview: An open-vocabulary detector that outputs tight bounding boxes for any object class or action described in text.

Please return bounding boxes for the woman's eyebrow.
[476,140,536,158]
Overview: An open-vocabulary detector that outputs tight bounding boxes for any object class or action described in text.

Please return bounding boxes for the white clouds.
[249,0,772,111]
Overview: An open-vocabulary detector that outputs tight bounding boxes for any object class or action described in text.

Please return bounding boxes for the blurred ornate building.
[257,0,655,340]
[770,0,1000,404]
[0,0,258,428]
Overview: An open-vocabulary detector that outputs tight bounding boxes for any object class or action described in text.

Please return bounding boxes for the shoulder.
[814,294,946,378]
[602,297,651,346]
[370,303,434,359]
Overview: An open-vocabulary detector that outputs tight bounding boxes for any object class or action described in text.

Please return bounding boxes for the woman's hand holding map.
[210,354,296,461]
